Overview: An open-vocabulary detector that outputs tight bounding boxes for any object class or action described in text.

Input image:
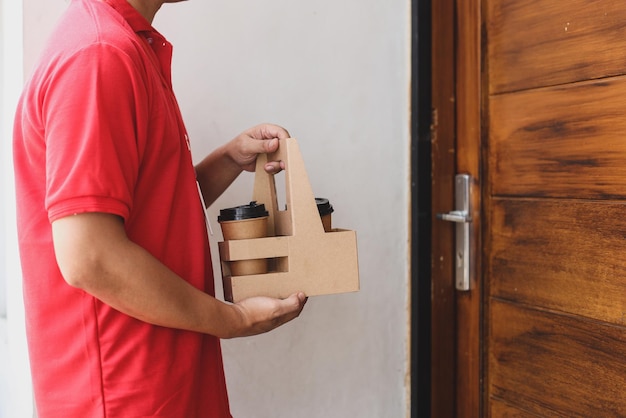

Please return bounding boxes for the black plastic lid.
[218,201,269,222]
[315,197,334,216]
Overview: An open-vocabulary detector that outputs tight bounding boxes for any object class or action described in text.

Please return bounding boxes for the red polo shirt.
[13,0,231,416]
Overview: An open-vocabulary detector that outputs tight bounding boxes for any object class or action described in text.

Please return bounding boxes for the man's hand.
[195,123,291,207]
[230,292,308,338]
[224,123,290,173]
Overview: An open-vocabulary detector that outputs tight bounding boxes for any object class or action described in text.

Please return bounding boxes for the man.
[13,0,307,416]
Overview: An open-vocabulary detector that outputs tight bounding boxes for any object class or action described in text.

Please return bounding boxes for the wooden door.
[430,0,626,417]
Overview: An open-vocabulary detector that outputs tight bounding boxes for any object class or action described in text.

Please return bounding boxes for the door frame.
[411,0,483,416]
[410,0,433,416]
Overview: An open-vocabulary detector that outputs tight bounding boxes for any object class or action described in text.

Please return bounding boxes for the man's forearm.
[52,212,306,338]
[195,143,243,208]
[52,213,244,338]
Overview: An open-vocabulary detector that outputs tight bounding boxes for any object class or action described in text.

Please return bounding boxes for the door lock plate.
[436,174,472,291]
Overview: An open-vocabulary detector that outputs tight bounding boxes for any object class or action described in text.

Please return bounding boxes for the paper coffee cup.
[218,201,269,276]
[315,197,334,232]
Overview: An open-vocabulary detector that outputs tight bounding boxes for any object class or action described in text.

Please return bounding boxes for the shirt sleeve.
[43,42,149,223]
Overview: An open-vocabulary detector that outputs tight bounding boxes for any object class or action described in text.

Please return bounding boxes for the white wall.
[0,0,6,319]
[12,1,411,417]
[156,2,411,417]
[2,1,34,416]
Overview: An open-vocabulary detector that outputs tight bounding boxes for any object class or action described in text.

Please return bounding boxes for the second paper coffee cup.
[218,201,269,276]
[315,197,334,232]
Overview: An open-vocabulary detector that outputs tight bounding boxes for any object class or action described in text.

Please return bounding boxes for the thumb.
[242,137,278,156]
[263,137,280,153]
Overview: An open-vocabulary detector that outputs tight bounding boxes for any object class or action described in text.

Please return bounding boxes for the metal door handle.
[436,174,472,291]
[437,210,471,223]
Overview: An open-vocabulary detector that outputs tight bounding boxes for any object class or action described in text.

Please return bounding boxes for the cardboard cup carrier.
[217,138,359,303]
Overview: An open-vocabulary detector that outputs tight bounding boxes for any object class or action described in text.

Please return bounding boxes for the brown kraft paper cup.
[218,202,269,276]
[315,197,334,232]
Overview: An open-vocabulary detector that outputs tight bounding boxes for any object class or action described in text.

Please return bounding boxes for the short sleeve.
[44,42,148,222]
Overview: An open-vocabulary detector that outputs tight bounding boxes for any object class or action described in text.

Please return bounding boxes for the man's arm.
[52,212,306,338]
[194,124,289,207]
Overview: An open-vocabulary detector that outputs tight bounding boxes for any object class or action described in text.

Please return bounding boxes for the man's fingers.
[264,161,284,174]
[281,292,307,317]
[233,292,307,337]
[272,293,307,328]
[256,123,290,140]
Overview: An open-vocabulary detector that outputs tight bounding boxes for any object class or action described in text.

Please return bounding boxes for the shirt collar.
[100,0,173,87]
[101,0,154,34]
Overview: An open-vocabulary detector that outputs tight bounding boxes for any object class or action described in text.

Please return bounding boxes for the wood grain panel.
[487,0,626,93]
[489,300,626,417]
[489,398,543,418]
[489,198,626,325]
[489,77,626,199]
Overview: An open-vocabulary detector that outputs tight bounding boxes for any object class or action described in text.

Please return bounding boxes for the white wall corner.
[1,0,34,416]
